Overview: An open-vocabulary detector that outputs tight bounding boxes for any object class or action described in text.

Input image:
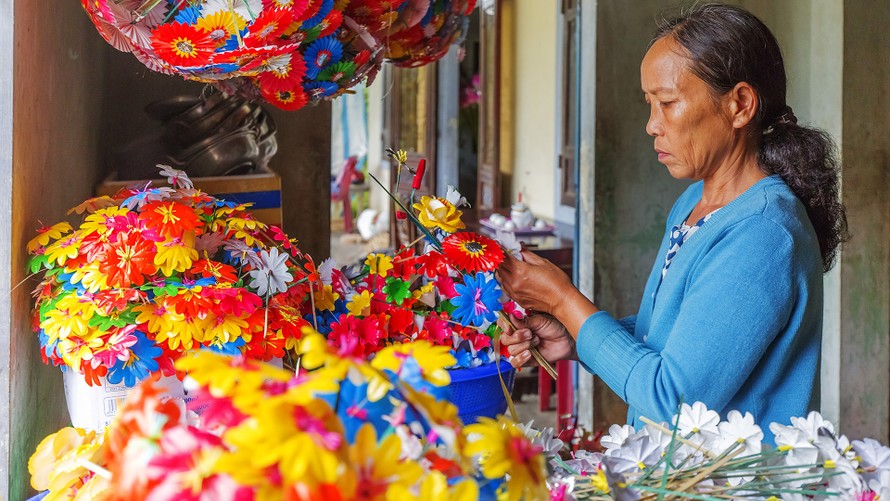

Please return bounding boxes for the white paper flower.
[495,230,523,261]
[790,411,835,443]
[223,239,262,268]
[318,257,336,286]
[868,469,890,499]
[854,438,890,482]
[605,435,663,474]
[531,427,564,456]
[717,410,763,457]
[157,164,193,190]
[248,247,293,296]
[445,185,469,207]
[819,444,862,494]
[601,424,637,455]
[673,402,720,450]
[771,424,820,469]
[561,450,603,476]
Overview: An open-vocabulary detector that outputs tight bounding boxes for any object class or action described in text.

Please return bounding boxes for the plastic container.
[63,371,187,431]
[448,360,516,424]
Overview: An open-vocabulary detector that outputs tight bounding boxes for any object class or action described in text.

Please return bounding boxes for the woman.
[498,3,846,440]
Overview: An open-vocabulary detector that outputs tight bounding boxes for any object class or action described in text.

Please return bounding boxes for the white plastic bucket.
[63,371,187,431]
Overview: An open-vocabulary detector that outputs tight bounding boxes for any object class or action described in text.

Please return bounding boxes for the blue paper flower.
[303,36,343,79]
[106,331,163,387]
[320,378,395,442]
[301,0,334,29]
[205,338,246,356]
[450,272,502,327]
[174,5,201,25]
[303,81,339,98]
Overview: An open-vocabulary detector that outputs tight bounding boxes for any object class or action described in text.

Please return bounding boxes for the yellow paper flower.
[206,313,249,345]
[154,232,198,276]
[385,471,478,501]
[40,294,97,343]
[176,351,294,409]
[347,424,422,500]
[313,284,340,311]
[44,233,82,266]
[217,397,345,492]
[298,329,391,401]
[133,303,183,335]
[371,343,455,387]
[80,206,130,236]
[27,222,73,252]
[412,196,465,233]
[365,253,394,277]
[29,427,103,494]
[347,290,372,317]
[464,416,548,501]
[66,261,109,293]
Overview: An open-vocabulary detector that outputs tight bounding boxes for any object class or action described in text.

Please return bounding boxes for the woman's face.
[641,37,738,180]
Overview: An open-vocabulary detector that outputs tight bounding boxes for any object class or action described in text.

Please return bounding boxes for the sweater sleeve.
[576,216,796,422]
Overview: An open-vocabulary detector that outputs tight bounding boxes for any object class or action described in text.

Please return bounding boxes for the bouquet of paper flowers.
[305,150,528,372]
[27,166,315,388]
[28,334,550,501]
[537,401,890,500]
[344,0,477,67]
[80,0,385,110]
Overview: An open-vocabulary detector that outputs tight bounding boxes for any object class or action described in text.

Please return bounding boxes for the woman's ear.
[727,81,759,129]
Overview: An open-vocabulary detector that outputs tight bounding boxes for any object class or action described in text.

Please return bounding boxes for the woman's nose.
[646,108,661,137]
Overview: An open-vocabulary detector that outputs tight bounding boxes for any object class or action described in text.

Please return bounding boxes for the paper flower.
[150,22,215,67]
[450,272,502,327]
[413,195,465,233]
[303,35,343,79]
[248,247,294,297]
[442,232,504,274]
[465,415,548,501]
[29,166,310,387]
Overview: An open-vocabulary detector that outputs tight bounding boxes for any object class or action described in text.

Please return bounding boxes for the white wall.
[509,0,558,220]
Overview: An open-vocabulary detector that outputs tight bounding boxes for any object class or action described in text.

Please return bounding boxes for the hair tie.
[763,106,797,135]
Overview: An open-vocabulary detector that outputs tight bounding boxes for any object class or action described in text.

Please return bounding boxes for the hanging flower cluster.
[538,401,890,500]
[28,166,316,387]
[307,151,522,368]
[80,0,384,111]
[29,334,548,501]
[344,0,478,67]
[80,0,478,110]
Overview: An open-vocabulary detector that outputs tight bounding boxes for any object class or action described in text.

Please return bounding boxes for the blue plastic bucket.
[448,359,516,424]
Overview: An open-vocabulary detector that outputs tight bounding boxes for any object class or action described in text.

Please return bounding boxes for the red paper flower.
[441,232,505,273]
[260,85,309,111]
[99,231,158,288]
[246,7,296,43]
[150,22,215,68]
[317,9,343,38]
[139,201,203,238]
[257,53,308,93]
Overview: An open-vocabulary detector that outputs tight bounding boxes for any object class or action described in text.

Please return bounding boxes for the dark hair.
[651,3,847,272]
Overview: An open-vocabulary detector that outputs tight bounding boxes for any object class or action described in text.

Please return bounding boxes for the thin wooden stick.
[499,311,558,380]
[639,416,718,459]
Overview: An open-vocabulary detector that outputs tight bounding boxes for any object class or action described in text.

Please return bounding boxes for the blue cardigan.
[577,175,822,442]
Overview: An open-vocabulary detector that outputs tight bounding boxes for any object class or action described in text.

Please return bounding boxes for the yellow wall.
[508,0,558,220]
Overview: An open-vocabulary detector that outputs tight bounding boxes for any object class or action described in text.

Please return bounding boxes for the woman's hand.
[499,314,575,369]
[498,249,600,337]
[497,250,574,315]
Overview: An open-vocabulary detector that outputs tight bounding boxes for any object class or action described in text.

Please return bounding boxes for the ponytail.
[759,110,848,271]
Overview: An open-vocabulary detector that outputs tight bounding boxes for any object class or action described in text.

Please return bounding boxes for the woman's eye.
[660,101,675,108]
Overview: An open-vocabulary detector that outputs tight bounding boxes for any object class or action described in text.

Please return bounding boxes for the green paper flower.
[383,277,412,305]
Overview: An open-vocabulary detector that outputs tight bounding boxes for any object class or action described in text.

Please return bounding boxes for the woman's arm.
[577,216,800,422]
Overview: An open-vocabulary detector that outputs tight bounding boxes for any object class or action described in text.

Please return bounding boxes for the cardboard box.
[96,169,282,226]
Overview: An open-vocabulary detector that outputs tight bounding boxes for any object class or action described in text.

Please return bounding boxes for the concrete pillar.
[836,0,890,442]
